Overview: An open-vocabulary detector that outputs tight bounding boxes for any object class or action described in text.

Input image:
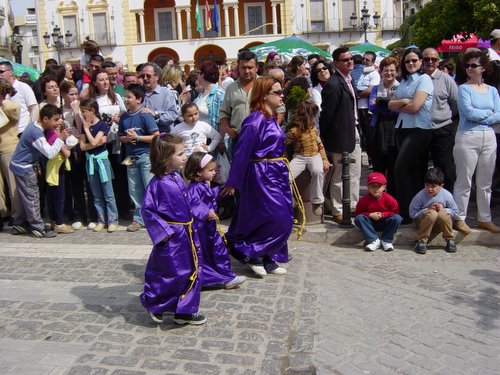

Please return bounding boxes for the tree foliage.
[391,0,500,50]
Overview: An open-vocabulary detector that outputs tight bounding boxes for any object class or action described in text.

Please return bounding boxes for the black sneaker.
[414,241,427,254]
[12,224,30,235]
[31,228,57,238]
[445,239,457,253]
[173,313,207,325]
[148,311,163,323]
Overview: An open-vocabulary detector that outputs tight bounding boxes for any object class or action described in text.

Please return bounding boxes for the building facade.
[30,0,402,70]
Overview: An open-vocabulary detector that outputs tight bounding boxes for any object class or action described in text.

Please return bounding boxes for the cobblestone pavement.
[0,226,499,374]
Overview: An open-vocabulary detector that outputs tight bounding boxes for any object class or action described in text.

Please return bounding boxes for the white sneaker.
[364,238,381,251]
[87,222,97,230]
[249,264,267,276]
[224,275,247,289]
[381,241,394,252]
[268,266,287,275]
[72,221,82,230]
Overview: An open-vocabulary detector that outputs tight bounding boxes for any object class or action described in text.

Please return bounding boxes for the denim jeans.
[354,214,403,243]
[88,158,118,225]
[127,152,153,225]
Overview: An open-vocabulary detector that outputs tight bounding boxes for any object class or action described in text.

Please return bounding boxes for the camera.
[102,113,112,123]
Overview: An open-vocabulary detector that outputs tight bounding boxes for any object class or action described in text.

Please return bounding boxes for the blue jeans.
[127,153,153,225]
[88,158,118,225]
[354,214,403,243]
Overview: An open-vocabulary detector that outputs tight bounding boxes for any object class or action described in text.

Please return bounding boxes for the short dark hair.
[0,61,14,70]
[237,50,258,65]
[307,53,319,61]
[79,98,102,120]
[200,61,219,84]
[39,103,62,119]
[353,54,363,65]
[463,49,489,68]
[40,75,59,96]
[364,51,377,63]
[424,167,445,185]
[125,83,145,102]
[45,58,58,67]
[149,133,184,177]
[153,55,172,69]
[332,47,350,61]
[101,61,117,69]
[89,54,104,64]
[181,102,198,116]
[400,47,423,79]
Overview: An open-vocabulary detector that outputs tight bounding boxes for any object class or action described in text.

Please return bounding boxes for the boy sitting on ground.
[354,172,402,252]
[409,167,459,254]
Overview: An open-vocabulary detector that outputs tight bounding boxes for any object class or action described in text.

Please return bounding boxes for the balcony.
[25,14,37,24]
[381,17,402,31]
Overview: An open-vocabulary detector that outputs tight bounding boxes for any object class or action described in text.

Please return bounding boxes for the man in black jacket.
[319,47,362,222]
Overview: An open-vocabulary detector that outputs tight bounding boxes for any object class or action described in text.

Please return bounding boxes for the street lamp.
[43,25,73,63]
[350,2,380,43]
[11,32,23,64]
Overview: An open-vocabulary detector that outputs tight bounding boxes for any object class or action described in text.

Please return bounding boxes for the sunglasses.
[423,57,438,63]
[139,73,154,79]
[269,90,283,96]
[404,58,420,64]
[316,66,329,73]
[339,57,353,63]
[0,69,10,74]
[464,63,482,69]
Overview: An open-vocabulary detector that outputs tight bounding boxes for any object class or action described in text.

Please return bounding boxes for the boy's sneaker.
[268,266,287,275]
[414,241,427,254]
[224,275,247,289]
[127,221,143,232]
[31,228,57,238]
[93,223,105,232]
[381,241,394,252]
[54,224,75,234]
[87,222,97,230]
[445,239,457,253]
[174,313,207,325]
[107,224,118,233]
[72,221,83,230]
[148,311,163,323]
[12,224,30,235]
[364,238,381,251]
[453,219,471,235]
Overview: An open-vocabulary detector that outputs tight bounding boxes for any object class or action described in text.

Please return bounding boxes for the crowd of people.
[0,30,499,324]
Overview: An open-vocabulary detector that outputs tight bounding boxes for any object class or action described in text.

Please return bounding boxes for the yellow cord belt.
[252,156,305,240]
[166,218,199,299]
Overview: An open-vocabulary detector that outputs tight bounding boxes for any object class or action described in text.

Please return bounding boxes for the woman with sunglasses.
[453,49,500,233]
[388,47,434,223]
[221,77,293,276]
[310,60,332,127]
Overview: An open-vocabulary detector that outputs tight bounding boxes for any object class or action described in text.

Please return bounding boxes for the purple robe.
[140,172,202,315]
[187,181,235,286]
[226,111,293,262]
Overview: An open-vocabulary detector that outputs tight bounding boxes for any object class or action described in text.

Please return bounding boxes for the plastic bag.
[215,152,230,184]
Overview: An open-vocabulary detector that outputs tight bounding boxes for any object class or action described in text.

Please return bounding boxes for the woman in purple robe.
[184,152,247,289]
[221,77,293,277]
[140,134,206,325]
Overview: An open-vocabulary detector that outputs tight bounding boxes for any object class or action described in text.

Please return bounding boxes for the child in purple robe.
[140,133,206,325]
[184,152,247,289]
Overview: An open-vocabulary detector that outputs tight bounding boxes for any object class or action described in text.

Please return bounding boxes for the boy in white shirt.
[171,103,222,157]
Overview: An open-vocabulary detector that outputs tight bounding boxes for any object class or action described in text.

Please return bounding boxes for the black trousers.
[429,122,457,193]
[394,127,433,221]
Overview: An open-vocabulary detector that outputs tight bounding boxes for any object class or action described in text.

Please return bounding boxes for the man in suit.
[319,47,362,222]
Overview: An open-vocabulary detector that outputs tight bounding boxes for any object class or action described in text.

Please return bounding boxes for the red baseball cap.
[367,172,387,185]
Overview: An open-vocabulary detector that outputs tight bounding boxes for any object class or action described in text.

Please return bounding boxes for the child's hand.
[127,129,138,143]
[98,135,108,145]
[207,210,217,221]
[58,128,71,141]
[221,185,235,197]
[322,160,330,172]
[432,203,444,212]
[70,99,80,113]
[369,212,383,221]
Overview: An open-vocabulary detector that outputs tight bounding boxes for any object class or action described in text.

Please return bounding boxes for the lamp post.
[42,25,73,63]
[11,32,23,64]
[350,2,380,43]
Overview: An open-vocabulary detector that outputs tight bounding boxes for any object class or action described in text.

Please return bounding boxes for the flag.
[195,1,202,33]
[205,0,212,31]
[212,0,219,33]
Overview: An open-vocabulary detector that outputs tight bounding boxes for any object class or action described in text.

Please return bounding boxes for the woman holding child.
[222,77,293,276]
